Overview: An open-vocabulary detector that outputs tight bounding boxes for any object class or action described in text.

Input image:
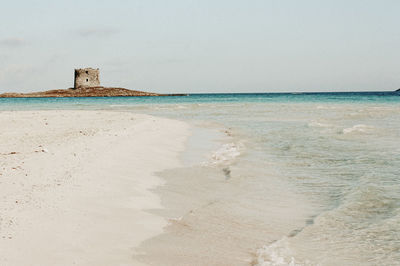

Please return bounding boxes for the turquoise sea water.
[0,92,399,111]
[2,92,400,265]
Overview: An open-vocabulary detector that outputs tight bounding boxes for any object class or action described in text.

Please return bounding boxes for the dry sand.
[0,110,189,266]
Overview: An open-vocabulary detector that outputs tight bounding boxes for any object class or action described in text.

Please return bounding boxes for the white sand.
[0,110,190,266]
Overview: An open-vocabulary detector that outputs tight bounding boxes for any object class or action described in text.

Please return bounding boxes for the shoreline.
[135,122,313,266]
[0,110,190,265]
[0,108,318,266]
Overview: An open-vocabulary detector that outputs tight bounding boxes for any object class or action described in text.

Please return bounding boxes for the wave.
[254,180,400,266]
[255,237,306,266]
[108,104,133,107]
[342,124,374,134]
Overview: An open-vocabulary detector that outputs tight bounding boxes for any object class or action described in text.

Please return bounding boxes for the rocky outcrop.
[0,87,186,98]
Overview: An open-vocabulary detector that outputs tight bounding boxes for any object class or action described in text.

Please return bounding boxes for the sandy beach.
[1,98,399,266]
[0,110,189,266]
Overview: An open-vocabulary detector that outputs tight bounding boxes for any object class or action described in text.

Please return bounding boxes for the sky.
[0,0,399,93]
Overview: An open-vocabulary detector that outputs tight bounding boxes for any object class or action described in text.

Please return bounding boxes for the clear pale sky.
[1,0,399,93]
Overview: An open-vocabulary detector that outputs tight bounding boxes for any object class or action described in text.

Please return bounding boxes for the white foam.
[255,237,300,266]
[308,121,333,128]
[255,237,319,266]
[207,142,242,165]
[168,216,184,225]
[342,124,373,134]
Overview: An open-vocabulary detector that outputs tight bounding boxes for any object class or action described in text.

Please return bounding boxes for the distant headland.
[0,68,186,98]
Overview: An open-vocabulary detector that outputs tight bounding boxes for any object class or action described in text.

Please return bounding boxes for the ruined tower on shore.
[74,68,100,89]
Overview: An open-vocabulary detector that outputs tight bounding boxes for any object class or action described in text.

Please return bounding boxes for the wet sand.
[135,126,313,266]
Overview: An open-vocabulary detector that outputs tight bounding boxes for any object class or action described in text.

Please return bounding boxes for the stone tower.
[74,68,100,89]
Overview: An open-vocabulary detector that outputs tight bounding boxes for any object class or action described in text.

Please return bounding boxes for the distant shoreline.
[0,87,187,98]
[0,89,397,99]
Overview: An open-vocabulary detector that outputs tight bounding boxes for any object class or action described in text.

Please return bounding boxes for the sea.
[1,91,399,265]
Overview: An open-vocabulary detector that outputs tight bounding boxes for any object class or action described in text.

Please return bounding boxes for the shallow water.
[1,92,400,265]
